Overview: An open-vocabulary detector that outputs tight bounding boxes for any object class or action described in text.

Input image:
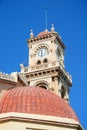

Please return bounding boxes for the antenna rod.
[45,7,48,30]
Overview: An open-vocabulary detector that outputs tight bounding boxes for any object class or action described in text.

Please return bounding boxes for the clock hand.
[41,50,43,57]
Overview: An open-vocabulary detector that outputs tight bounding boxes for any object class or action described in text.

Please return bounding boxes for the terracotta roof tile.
[0,86,78,121]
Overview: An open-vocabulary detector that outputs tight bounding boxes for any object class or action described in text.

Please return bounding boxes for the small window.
[28,81,30,85]
[37,60,41,64]
[43,58,48,63]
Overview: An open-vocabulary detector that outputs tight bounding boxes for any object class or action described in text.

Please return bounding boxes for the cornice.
[0,112,83,130]
[27,33,52,44]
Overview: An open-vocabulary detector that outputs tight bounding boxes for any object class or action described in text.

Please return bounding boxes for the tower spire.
[45,7,48,31]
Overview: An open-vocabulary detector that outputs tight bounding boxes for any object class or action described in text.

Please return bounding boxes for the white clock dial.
[38,48,47,58]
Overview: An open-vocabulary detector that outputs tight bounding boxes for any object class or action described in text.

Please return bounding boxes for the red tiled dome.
[38,30,51,36]
[0,87,78,121]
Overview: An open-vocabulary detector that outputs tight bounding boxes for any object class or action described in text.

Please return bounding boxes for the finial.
[45,7,48,30]
[30,29,34,38]
[51,24,55,32]
[20,63,24,67]
[45,29,48,32]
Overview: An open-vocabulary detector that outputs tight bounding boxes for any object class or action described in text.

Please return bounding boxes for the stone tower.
[20,25,72,102]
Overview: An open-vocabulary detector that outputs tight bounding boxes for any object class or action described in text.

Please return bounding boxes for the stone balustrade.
[0,72,16,82]
[20,61,72,83]
[22,61,58,73]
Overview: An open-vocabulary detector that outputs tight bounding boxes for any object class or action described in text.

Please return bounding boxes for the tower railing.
[20,61,72,83]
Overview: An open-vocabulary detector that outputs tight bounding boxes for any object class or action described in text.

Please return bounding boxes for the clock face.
[38,48,47,58]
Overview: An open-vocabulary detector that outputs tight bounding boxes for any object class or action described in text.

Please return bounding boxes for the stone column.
[54,76,58,95]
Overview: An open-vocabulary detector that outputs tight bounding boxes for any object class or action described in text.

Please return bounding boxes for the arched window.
[43,58,48,63]
[36,83,48,89]
[37,60,41,65]
[61,86,66,99]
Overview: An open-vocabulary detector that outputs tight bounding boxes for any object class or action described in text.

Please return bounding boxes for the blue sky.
[0,0,87,129]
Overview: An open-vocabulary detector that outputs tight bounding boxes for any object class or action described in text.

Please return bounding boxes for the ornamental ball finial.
[30,29,34,38]
[51,24,55,32]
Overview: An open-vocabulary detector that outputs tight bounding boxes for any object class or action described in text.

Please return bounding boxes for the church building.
[0,25,83,130]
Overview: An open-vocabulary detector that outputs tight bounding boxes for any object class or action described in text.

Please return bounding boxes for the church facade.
[0,25,83,130]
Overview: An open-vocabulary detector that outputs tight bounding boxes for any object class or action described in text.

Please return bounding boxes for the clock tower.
[20,25,72,102]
